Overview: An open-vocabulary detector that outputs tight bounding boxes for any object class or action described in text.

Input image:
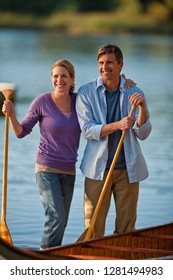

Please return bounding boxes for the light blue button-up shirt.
[76,75,152,183]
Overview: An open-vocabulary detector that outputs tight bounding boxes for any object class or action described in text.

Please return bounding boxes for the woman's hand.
[128,92,146,108]
[122,74,137,88]
[2,100,14,116]
[2,100,23,136]
[128,92,147,127]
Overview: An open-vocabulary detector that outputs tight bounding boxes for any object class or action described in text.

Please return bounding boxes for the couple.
[2,43,152,249]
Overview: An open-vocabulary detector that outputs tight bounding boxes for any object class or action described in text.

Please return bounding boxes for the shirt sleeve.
[76,89,103,141]
[17,97,41,138]
[133,118,152,140]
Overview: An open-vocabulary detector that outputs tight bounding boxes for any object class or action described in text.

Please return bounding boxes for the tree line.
[0,0,172,17]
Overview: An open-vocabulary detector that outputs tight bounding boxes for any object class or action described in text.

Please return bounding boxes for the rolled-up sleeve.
[133,118,152,140]
[76,89,104,141]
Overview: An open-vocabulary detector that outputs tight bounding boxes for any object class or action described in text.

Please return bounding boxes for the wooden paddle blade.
[76,227,94,242]
[76,229,88,242]
[1,89,14,101]
[0,220,13,246]
[0,83,15,92]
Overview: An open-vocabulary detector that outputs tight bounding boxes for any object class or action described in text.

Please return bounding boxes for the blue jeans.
[36,172,75,249]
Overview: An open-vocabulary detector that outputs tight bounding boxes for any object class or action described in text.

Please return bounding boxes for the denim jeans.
[36,172,75,249]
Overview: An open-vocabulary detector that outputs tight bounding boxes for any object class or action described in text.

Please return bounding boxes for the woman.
[2,59,81,249]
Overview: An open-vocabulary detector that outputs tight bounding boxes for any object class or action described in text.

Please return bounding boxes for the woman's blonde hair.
[51,59,75,92]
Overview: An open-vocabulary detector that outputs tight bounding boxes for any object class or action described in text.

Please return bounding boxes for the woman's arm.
[2,100,23,136]
[128,92,148,127]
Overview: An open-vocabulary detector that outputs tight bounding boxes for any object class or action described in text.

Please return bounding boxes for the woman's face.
[52,66,74,94]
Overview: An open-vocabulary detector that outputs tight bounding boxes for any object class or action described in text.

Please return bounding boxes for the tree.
[0,0,60,15]
[139,0,165,11]
[74,0,116,12]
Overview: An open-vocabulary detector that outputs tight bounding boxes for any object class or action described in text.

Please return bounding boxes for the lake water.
[0,29,173,248]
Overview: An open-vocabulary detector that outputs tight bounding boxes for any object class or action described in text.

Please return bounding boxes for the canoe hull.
[40,222,173,260]
[1,222,173,260]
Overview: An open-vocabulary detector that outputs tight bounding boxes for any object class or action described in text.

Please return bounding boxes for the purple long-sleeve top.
[18,92,81,172]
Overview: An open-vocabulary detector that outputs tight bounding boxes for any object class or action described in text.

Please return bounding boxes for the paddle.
[0,83,15,245]
[77,105,136,242]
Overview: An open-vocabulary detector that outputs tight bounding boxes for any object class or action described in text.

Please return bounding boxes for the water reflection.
[0,29,173,247]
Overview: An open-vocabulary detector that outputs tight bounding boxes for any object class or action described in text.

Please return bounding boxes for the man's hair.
[97,44,123,65]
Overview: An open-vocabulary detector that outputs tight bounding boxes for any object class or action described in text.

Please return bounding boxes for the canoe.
[0,222,173,260]
[0,239,79,260]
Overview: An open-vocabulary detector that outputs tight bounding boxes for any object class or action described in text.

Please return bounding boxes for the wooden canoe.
[0,222,173,260]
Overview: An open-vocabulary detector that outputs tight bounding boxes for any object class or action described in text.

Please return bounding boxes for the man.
[76,43,152,239]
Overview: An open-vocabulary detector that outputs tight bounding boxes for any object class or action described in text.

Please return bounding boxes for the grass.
[0,10,172,35]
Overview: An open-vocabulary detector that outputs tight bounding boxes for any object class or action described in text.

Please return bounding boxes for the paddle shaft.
[84,105,136,241]
[1,111,9,220]
[0,88,14,245]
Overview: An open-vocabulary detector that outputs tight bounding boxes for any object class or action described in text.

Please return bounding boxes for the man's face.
[98,53,123,84]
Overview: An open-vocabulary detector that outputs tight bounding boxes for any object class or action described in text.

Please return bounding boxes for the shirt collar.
[96,76,105,90]
[96,75,127,93]
[119,75,127,93]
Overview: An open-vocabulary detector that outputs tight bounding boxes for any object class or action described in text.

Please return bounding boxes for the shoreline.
[0,25,172,37]
[0,11,172,36]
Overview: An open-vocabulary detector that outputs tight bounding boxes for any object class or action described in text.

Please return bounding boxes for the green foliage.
[0,0,118,14]
[0,0,60,15]
[74,0,116,12]
[0,0,172,20]
[116,0,142,13]
[139,0,165,11]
